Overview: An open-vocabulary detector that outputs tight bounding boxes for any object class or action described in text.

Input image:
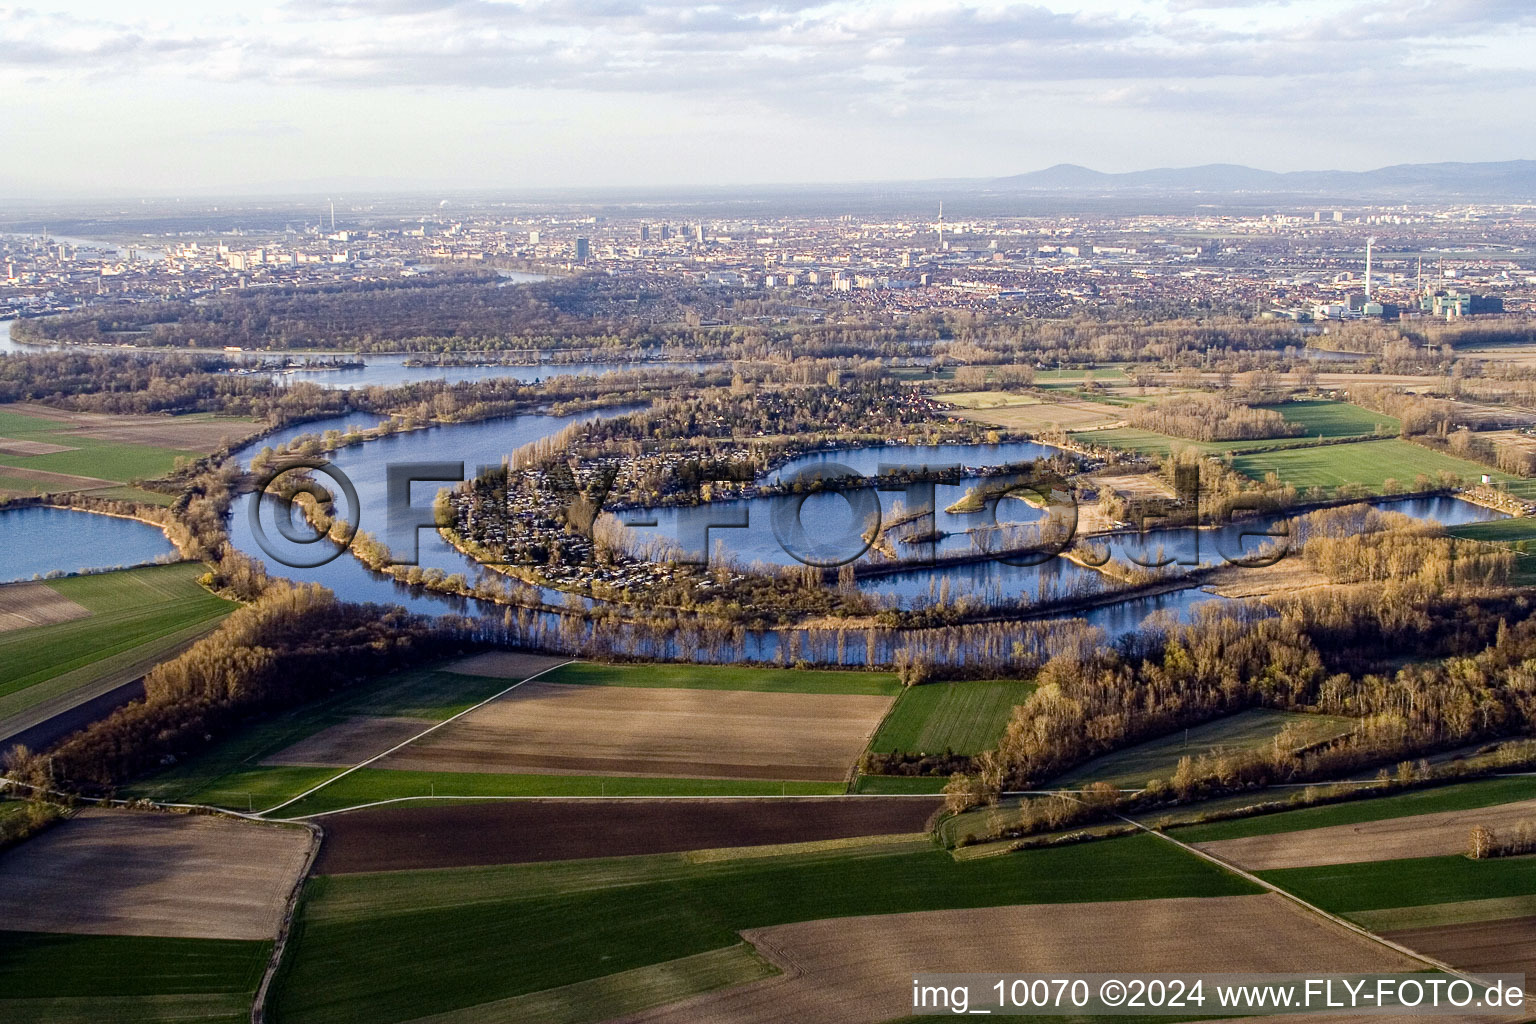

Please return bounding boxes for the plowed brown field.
[0,582,89,633]
[378,681,891,781]
[313,797,942,873]
[0,808,311,940]
[607,894,1417,1024]
[1196,798,1536,870]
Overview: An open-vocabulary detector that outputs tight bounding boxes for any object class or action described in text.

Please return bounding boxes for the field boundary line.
[251,818,323,1024]
[257,659,575,818]
[1115,812,1487,985]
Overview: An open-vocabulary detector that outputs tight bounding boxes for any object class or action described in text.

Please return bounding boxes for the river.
[3,317,722,388]
[217,416,1508,654]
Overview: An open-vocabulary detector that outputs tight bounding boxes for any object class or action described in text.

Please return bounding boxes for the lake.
[0,506,178,583]
[223,417,1507,652]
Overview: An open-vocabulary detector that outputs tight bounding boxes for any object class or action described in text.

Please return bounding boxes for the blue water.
[0,506,178,582]
[219,412,1513,655]
[228,408,642,610]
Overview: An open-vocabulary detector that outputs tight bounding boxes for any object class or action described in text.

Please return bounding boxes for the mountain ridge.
[988,160,1536,197]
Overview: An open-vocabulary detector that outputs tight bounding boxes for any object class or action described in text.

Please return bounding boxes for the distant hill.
[988,160,1536,198]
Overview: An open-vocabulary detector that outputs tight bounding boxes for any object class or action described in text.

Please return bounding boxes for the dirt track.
[313,797,941,873]
[378,681,891,781]
[0,582,89,633]
[607,894,1417,1024]
[0,808,311,940]
[1195,798,1536,870]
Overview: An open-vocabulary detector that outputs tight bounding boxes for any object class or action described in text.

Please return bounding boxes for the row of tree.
[5,582,470,791]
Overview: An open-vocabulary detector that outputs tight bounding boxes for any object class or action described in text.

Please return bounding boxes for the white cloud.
[0,0,1532,192]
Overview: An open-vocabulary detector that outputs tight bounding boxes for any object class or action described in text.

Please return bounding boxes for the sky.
[2,0,1535,196]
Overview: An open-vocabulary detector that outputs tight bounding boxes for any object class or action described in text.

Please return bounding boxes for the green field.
[0,932,268,1023]
[1261,854,1536,915]
[0,407,250,491]
[1070,427,1187,456]
[545,661,901,696]
[1446,518,1536,543]
[851,774,950,794]
[425,944,776,1024]
[1173,775,1536,843]
[1269,400,1398,439]
[1071,401,1397,459]
[271,834,1255,1024]
[1051,709,1352,791]
[0,564,236,730]
[1231,438,1509,493]
[867,678,1034,756]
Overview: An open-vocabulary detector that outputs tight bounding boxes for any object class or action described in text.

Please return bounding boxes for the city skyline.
[3,0,1536,197]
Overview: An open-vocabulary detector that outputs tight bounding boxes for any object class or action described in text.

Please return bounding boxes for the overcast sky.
[3,0,1534,196]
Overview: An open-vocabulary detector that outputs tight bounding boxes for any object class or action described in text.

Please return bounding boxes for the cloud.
[2,0,1535,131]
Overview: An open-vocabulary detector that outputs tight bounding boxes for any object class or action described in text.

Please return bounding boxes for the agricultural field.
[374,680,891,781]
[0,808,311,940]
[1262,854,1536,915]
[129,658,897,814]
[0,564,236,743]
[1258,851,1536,980]
[1268,399,1399,438]
[1195,796,1536,870]
[540,660,901,695]
[1070,425,1188,455]
[0,581,89,632]
[626,894,1414,1024]
[0,403,258,499]
[269,833,1255,1024]
[125,654,569,809]
[1172,775,1536,844]
[0,808,305,1024]
[0,931,270,1024]
[946,395,1123,431]
[1448,517,1536,544]
[866,677,1035,756]
[1050,708,1352,791]
[940,390,1043,410]
[313,798,940,873]
[1072,400,1399,460]
[1230,438,1508,493]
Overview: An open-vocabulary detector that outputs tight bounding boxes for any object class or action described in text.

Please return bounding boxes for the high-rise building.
[694,224,706,244]
[659,224,671,240]
[574,237,590,263]
[528,230,541,245]
[639,224,650,242]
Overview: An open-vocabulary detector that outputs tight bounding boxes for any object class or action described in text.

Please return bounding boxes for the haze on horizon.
[3,0,1535,198]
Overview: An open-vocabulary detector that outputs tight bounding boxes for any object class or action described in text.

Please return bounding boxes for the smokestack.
[1365,237,1376,300]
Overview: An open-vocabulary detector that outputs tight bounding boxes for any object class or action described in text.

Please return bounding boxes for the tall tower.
[1365,237,1376,300]
[937,201,945,250]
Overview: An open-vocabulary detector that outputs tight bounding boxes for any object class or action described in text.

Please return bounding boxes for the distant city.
[3,192,1530,336]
